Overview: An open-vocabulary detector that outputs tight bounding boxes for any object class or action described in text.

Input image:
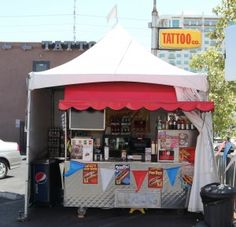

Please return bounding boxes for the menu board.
[69,109,105,131]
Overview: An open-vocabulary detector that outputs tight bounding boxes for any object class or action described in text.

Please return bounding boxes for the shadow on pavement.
[0,196,204,227]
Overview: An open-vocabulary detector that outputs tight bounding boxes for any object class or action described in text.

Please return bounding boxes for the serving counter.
[63,160,192,211]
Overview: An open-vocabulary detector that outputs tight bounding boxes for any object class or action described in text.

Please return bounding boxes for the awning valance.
[59,82,214,112]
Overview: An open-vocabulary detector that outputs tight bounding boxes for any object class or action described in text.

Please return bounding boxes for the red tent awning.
[59,82,214,112]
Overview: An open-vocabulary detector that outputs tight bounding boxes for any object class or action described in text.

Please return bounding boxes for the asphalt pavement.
[0,159,218,227]
[0,196,205,227]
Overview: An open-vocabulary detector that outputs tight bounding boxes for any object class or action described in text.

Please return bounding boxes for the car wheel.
[0,159,8,179]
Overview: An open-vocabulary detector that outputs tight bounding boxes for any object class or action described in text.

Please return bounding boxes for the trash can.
[32,159,62,206]
[200,182,236,227]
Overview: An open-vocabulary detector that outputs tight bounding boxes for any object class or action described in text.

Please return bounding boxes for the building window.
[159,53,165,58]
[168,53,175,59]
[172,19,180,27]
[184,19,191,25]
[33,61,50,72]
[204,20,212,26]
[176,60,181,65]
[210,20,217,25]
[210,40,216,46]
[184,54,189,58]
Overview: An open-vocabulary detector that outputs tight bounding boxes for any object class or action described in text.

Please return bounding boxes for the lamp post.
[148,0,159,56]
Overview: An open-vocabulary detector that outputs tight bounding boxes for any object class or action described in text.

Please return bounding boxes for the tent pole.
[19,88,32,221]
[64,111,67,160]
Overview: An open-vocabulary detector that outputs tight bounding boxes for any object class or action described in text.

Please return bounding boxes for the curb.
[0,191,24,200]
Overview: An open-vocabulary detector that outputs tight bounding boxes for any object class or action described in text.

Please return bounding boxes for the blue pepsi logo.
[35,172,47,184]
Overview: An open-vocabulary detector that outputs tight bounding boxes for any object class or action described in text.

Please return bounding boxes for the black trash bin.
[200,182,236,227]
[31,159,62,206]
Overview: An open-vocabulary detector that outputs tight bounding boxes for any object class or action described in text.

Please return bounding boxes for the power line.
[0,13,73,18]
[0,13,149,22]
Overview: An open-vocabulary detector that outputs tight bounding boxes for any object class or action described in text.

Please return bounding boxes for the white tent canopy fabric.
[29,25,208,92]
[175,87,219,212]
[26,25,218,214]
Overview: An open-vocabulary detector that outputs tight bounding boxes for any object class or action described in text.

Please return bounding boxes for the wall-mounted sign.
[41,41,96,51]
[158,29,201,50]
[115,190,161,208]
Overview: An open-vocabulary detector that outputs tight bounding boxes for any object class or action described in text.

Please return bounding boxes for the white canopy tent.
[29,25,208,92]
[25,25,219,218]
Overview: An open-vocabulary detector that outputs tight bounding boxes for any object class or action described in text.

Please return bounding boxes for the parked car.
[0,139,22,179]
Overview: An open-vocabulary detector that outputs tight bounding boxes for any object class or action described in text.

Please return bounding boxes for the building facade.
[0,41,94,152]
[157,14,219,71]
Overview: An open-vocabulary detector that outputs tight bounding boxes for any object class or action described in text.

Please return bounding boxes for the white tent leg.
[64,111,67,160]
[19,89,31,221]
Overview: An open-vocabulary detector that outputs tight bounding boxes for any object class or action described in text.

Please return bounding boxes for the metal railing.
[215,153,236,186]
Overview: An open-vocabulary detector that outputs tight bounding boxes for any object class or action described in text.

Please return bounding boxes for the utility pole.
[148,0,159,56]
[73,0,77,42]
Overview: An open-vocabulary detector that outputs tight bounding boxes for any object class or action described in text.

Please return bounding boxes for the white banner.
[225,25,236,81]
[100,168,114,192]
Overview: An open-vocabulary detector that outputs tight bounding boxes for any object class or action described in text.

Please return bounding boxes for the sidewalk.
[0,195,204,227]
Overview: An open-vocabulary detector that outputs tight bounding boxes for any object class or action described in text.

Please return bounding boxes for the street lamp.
[148,0,159,56]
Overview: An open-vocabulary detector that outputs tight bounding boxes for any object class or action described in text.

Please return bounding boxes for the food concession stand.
[24,25,219,219]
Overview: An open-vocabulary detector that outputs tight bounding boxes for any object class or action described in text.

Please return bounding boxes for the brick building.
[0,41,95,152]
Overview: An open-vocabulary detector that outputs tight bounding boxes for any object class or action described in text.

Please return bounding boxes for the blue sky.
[0,0,221,48]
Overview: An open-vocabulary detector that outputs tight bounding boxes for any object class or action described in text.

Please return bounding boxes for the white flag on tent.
[100,168,114,191]
[107,4,118,23]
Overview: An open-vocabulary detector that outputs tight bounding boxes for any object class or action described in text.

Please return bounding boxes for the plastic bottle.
[104,145,109,161]
[177,117,181,130]
[151,140,156,155]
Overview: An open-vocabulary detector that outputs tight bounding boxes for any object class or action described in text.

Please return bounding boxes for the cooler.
[32,159,62,206]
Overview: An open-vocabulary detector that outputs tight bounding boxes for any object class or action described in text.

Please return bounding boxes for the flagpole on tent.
[107,5,118,27]
[73,0,77,42]
[64,111,67,161]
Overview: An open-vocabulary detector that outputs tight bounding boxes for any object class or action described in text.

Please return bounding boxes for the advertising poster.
[158,131,179,162]
[83,163,98,184]
[158,149,175,162]
[179,147,195,163]
[148,167,163,189]
[71,137,93,161]
[181,164,194,188]
[115,164,130,185]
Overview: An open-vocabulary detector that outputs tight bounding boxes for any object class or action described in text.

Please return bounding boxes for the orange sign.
[83,163,98,184]
[159,29,201,49]
[148,167,163,189]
